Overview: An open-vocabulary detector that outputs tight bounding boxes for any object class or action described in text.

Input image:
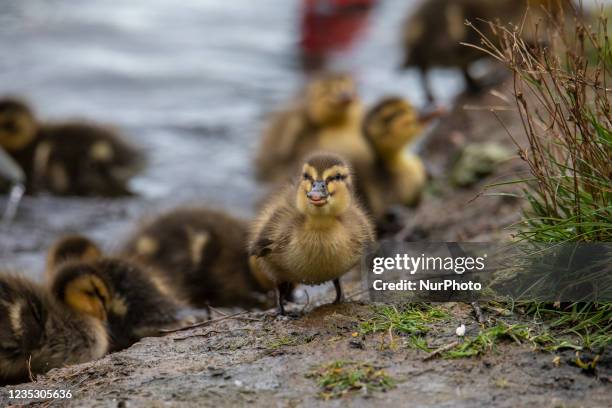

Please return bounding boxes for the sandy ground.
[1,83,611,407]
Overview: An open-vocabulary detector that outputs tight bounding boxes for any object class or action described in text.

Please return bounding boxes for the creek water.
[0,0,466,276]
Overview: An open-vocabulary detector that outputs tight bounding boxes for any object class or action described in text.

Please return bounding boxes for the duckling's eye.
[327,173,346,183]
[303,173,313,181]
[381,111,403,126]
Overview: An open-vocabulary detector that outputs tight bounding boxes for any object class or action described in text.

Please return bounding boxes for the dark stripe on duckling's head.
[363,96,415,139]
[302,152,348,176]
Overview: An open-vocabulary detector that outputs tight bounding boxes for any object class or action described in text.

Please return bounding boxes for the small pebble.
[456,324,466,337]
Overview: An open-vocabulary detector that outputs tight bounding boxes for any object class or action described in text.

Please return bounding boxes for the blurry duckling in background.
[356,97,444,220]
[249,152,375,315]
[122,208,279,309]
[45,234,103,280]
[255,72,371,183]
[46,235,186,352]
[0,273,108,385]
[401,0,552,102]
[0,97,144,196]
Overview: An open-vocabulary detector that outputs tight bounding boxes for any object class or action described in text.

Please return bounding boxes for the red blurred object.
[299,0,376,70]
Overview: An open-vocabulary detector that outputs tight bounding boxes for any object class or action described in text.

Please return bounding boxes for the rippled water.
[0,0,470,274]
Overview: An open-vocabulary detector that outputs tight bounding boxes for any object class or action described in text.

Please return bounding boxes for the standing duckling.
[46,235,186,352]
[249,152,375,315]
[0,273,108,385]
[122,208,278,309]
[401,0,550,102]
[255,73,372,183]
[356,97,443,220]
[0,97,144,196]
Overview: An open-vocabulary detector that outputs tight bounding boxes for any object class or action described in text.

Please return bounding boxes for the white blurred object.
[0,146,24,184]
[0,147,26,224]
[456,324,466,337]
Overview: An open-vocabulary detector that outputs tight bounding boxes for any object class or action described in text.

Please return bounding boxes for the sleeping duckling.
[0,273,108,385]
[356,97,443,220]
[401,0,550,102]
[0,97,143,196]
[122,208,278,309]
[122,208,280,308]
[255,73,372,183]
[249,152,375,315]
[46,235,185,352]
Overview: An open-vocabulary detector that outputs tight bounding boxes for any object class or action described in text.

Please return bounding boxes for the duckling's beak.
[418,106,446,125]
[307,180,329,206]
[336,92,355,106]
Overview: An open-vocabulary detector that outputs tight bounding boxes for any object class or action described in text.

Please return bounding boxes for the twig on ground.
[300,289,311,314]
[208,306,262,322]
[173,330,222,341]
[160,311,249,334]
[346,288,368,300]
[208,305,227,317]
[422,341,460,361]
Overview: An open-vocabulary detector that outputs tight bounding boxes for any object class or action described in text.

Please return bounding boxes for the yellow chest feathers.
[280,222,360,285]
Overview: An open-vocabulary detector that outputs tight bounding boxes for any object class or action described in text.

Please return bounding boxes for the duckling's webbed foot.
[333,278,344,304]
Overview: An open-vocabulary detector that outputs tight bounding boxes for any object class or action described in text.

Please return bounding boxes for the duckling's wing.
[249,208,291,258]
[250,237,274,258]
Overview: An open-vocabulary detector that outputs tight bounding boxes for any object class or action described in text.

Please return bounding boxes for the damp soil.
[1,83,611,407]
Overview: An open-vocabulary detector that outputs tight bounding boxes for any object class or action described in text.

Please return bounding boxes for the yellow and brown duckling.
[122,208,278,309]
[356,97,443,220]
[401,0,551,102]
[46,235,186,352]
[0,273,108,385]
[249,152,375,315]
[0,97,144,196]
[255,72,372,183]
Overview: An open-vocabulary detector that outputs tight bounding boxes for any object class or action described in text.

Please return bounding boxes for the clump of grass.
[359,304,449,337]
[472,3,611,242]
[443,323,546,358]
[469,2,612,351]
[358,303,449,351]
[521,302,612,350]
[266,333,316,349]
[306,360,396,400]
[358,306,584,357]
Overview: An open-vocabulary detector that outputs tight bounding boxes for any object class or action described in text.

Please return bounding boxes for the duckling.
[0,273,108,385]
[46,235,185,352]
[122,208,278,309]
[45,234,103,280]
[249,152,375,315]
[356,97,443,220]
[0,97,143,196]
[255,73,372,183]
[401,0,551,102]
